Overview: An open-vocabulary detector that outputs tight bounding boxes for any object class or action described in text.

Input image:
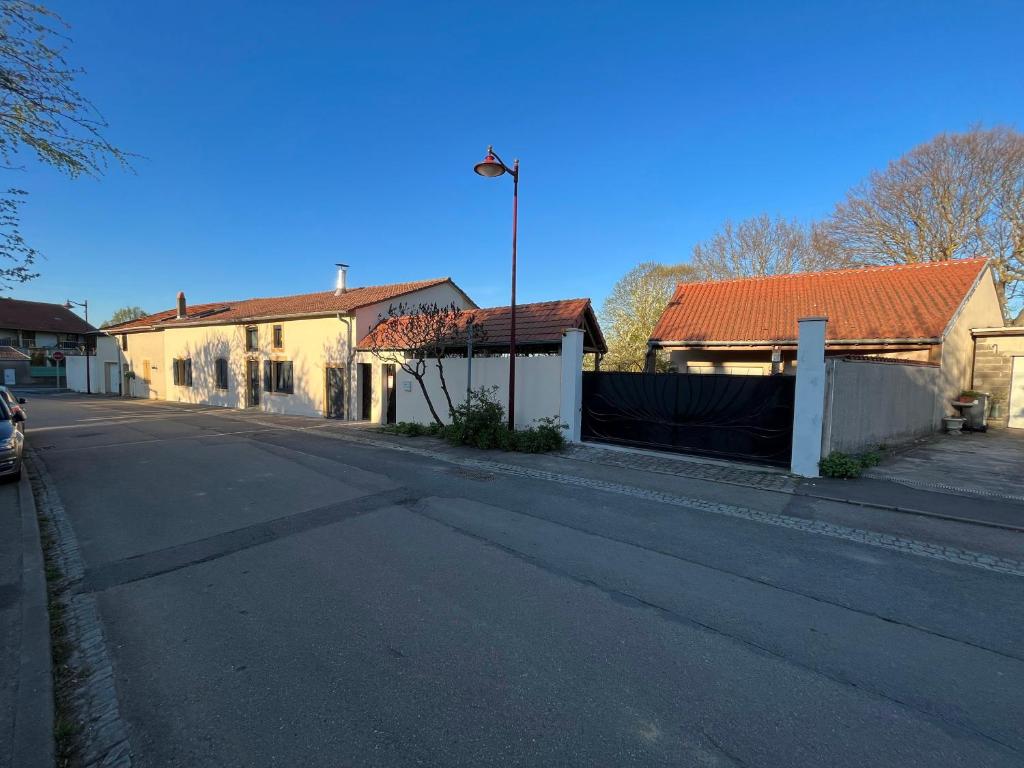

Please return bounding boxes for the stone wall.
[972,335,1024,427]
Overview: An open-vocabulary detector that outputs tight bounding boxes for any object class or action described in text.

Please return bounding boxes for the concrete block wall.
[972,336,1024,427]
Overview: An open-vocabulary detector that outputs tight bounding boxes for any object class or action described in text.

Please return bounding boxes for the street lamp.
[473,145,519,430]
[63,298,90,394]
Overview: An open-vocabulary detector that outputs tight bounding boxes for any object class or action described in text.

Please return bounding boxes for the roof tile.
[649,258,989,344]
[107,278,460,332]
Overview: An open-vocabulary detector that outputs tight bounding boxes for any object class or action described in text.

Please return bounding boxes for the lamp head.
[473,146,506,178]
[62,300,73,310]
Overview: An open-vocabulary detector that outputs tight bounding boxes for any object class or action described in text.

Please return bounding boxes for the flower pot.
[942,416,966,435]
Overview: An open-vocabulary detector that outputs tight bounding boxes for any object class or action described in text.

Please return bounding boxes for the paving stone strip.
[560,442,796,492]
[257,423,1024,579]
[25,451,133,768]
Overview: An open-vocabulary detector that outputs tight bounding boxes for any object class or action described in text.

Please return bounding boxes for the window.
[121,334,128,351]
[245,326,258,352]
[172,358,193,387]
[263,360,293,394]
[215,358,229,390]
[272,325,283,350]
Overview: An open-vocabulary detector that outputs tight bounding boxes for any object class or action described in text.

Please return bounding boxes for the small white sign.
[2,368,14,386]
[402,381,412,392]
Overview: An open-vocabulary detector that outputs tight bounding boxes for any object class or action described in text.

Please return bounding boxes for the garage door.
[1010,357,1024,429]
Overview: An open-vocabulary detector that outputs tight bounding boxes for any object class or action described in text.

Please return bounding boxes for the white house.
[105,266,475,421]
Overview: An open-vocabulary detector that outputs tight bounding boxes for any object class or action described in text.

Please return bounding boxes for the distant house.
[0,297,97,385]
[106,267,476,420]
[647,258,1003,406]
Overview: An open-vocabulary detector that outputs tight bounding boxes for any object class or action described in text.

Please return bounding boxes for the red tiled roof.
[358,298,607,353]
[107,278,466,332]
[0,298,96,335]
[0,345,30,361]
[649,258,990,345]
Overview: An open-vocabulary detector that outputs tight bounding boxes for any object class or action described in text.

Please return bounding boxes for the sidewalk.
[0,475,54,768]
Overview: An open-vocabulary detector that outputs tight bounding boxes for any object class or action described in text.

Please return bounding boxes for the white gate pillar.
[560,329,584,443]
[791,316,828,477]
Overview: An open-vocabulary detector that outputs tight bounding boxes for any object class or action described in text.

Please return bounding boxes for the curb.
[13,469,55,768]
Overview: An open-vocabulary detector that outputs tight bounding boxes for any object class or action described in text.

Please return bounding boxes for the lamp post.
[63,298,90,394]
[474,145,519,430]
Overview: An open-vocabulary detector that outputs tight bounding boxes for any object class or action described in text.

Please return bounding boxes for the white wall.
[66,337,124,394]
[822,358,942,455]
[396,355,563,430]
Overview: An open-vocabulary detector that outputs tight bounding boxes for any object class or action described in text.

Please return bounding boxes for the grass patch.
[819,449,884,479]
[36,506,82,767]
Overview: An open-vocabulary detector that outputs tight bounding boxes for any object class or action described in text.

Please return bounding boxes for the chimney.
[176,291,187,319]
[334,263,349,296]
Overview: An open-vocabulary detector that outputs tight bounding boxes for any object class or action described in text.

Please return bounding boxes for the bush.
[381,421,442,437]
[447,386,508,449]
[506,416,567,453]
[819,450,883,479]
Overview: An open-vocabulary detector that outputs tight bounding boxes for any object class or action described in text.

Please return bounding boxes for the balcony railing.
[0,338,88,352]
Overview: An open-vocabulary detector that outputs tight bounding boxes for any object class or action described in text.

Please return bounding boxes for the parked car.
[0,386,26,431]
[0,396,24,482]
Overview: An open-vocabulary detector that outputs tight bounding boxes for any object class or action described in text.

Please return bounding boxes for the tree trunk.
[434,358,456,418]
[411,373,444,426]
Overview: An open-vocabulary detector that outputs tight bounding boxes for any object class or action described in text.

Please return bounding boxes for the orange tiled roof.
[358,298,607,353]
[649,258,990,345]
[106,278,463,332]
[0,345,30,361]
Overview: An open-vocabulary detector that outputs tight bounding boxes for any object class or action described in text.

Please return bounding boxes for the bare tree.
[0,1,130,291]
[691,214,848,281]
[364,302,480,425]
[818,126,1024,323]
[600,262,696,372]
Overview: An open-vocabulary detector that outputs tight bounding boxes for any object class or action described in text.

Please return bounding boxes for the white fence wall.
[66,337,124,394]
[821,357,941,455]
[397,355,563,430]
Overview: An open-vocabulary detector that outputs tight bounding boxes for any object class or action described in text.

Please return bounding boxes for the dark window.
[215,358,229,390]
[245,326,258,352]
[274,361,293,394]
[263,360,294,394]
[272,325,283,349]
[121,334,128,351]
[21,331,35,347]
[172,358,193,387]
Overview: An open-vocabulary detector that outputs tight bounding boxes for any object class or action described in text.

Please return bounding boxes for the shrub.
[447,386,508,449]
[507,416,567,453]
[381,421,441,437]
[819,450,884,479]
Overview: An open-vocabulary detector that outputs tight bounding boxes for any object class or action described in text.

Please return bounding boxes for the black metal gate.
[581,372,795,466]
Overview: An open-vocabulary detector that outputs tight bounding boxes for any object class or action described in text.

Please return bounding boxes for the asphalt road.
[23,394,1024,767]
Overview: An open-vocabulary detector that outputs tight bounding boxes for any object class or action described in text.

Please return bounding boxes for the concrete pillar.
[560,329,584,442]
[791,317,828,478]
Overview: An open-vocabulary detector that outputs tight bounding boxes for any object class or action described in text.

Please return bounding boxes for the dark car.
[0,386,26,432]
[0,396,24,481]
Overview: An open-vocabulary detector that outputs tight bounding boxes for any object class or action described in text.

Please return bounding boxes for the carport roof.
[358,298,607,354]
[106,278,473,332]
[0,345,30,361]
[650,258,990,346]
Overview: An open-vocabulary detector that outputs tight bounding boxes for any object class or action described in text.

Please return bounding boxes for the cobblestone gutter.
[26,451,133,768]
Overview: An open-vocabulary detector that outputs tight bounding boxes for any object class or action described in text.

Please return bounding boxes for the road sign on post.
[51,350,65,361]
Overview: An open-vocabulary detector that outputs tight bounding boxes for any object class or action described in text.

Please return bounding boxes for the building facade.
[106,270,474,421]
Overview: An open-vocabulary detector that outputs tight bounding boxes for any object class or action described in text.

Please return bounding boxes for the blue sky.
[11,0,1024,325]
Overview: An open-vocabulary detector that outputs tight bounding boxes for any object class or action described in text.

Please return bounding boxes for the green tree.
[600,262,696,372]
[0,1,129,292]
[101,306,147,328]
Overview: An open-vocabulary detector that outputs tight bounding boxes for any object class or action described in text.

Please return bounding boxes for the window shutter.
[185,359,193,387]
[172,359,180,386]
[263,360,272,392]
[280,361,293,394]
